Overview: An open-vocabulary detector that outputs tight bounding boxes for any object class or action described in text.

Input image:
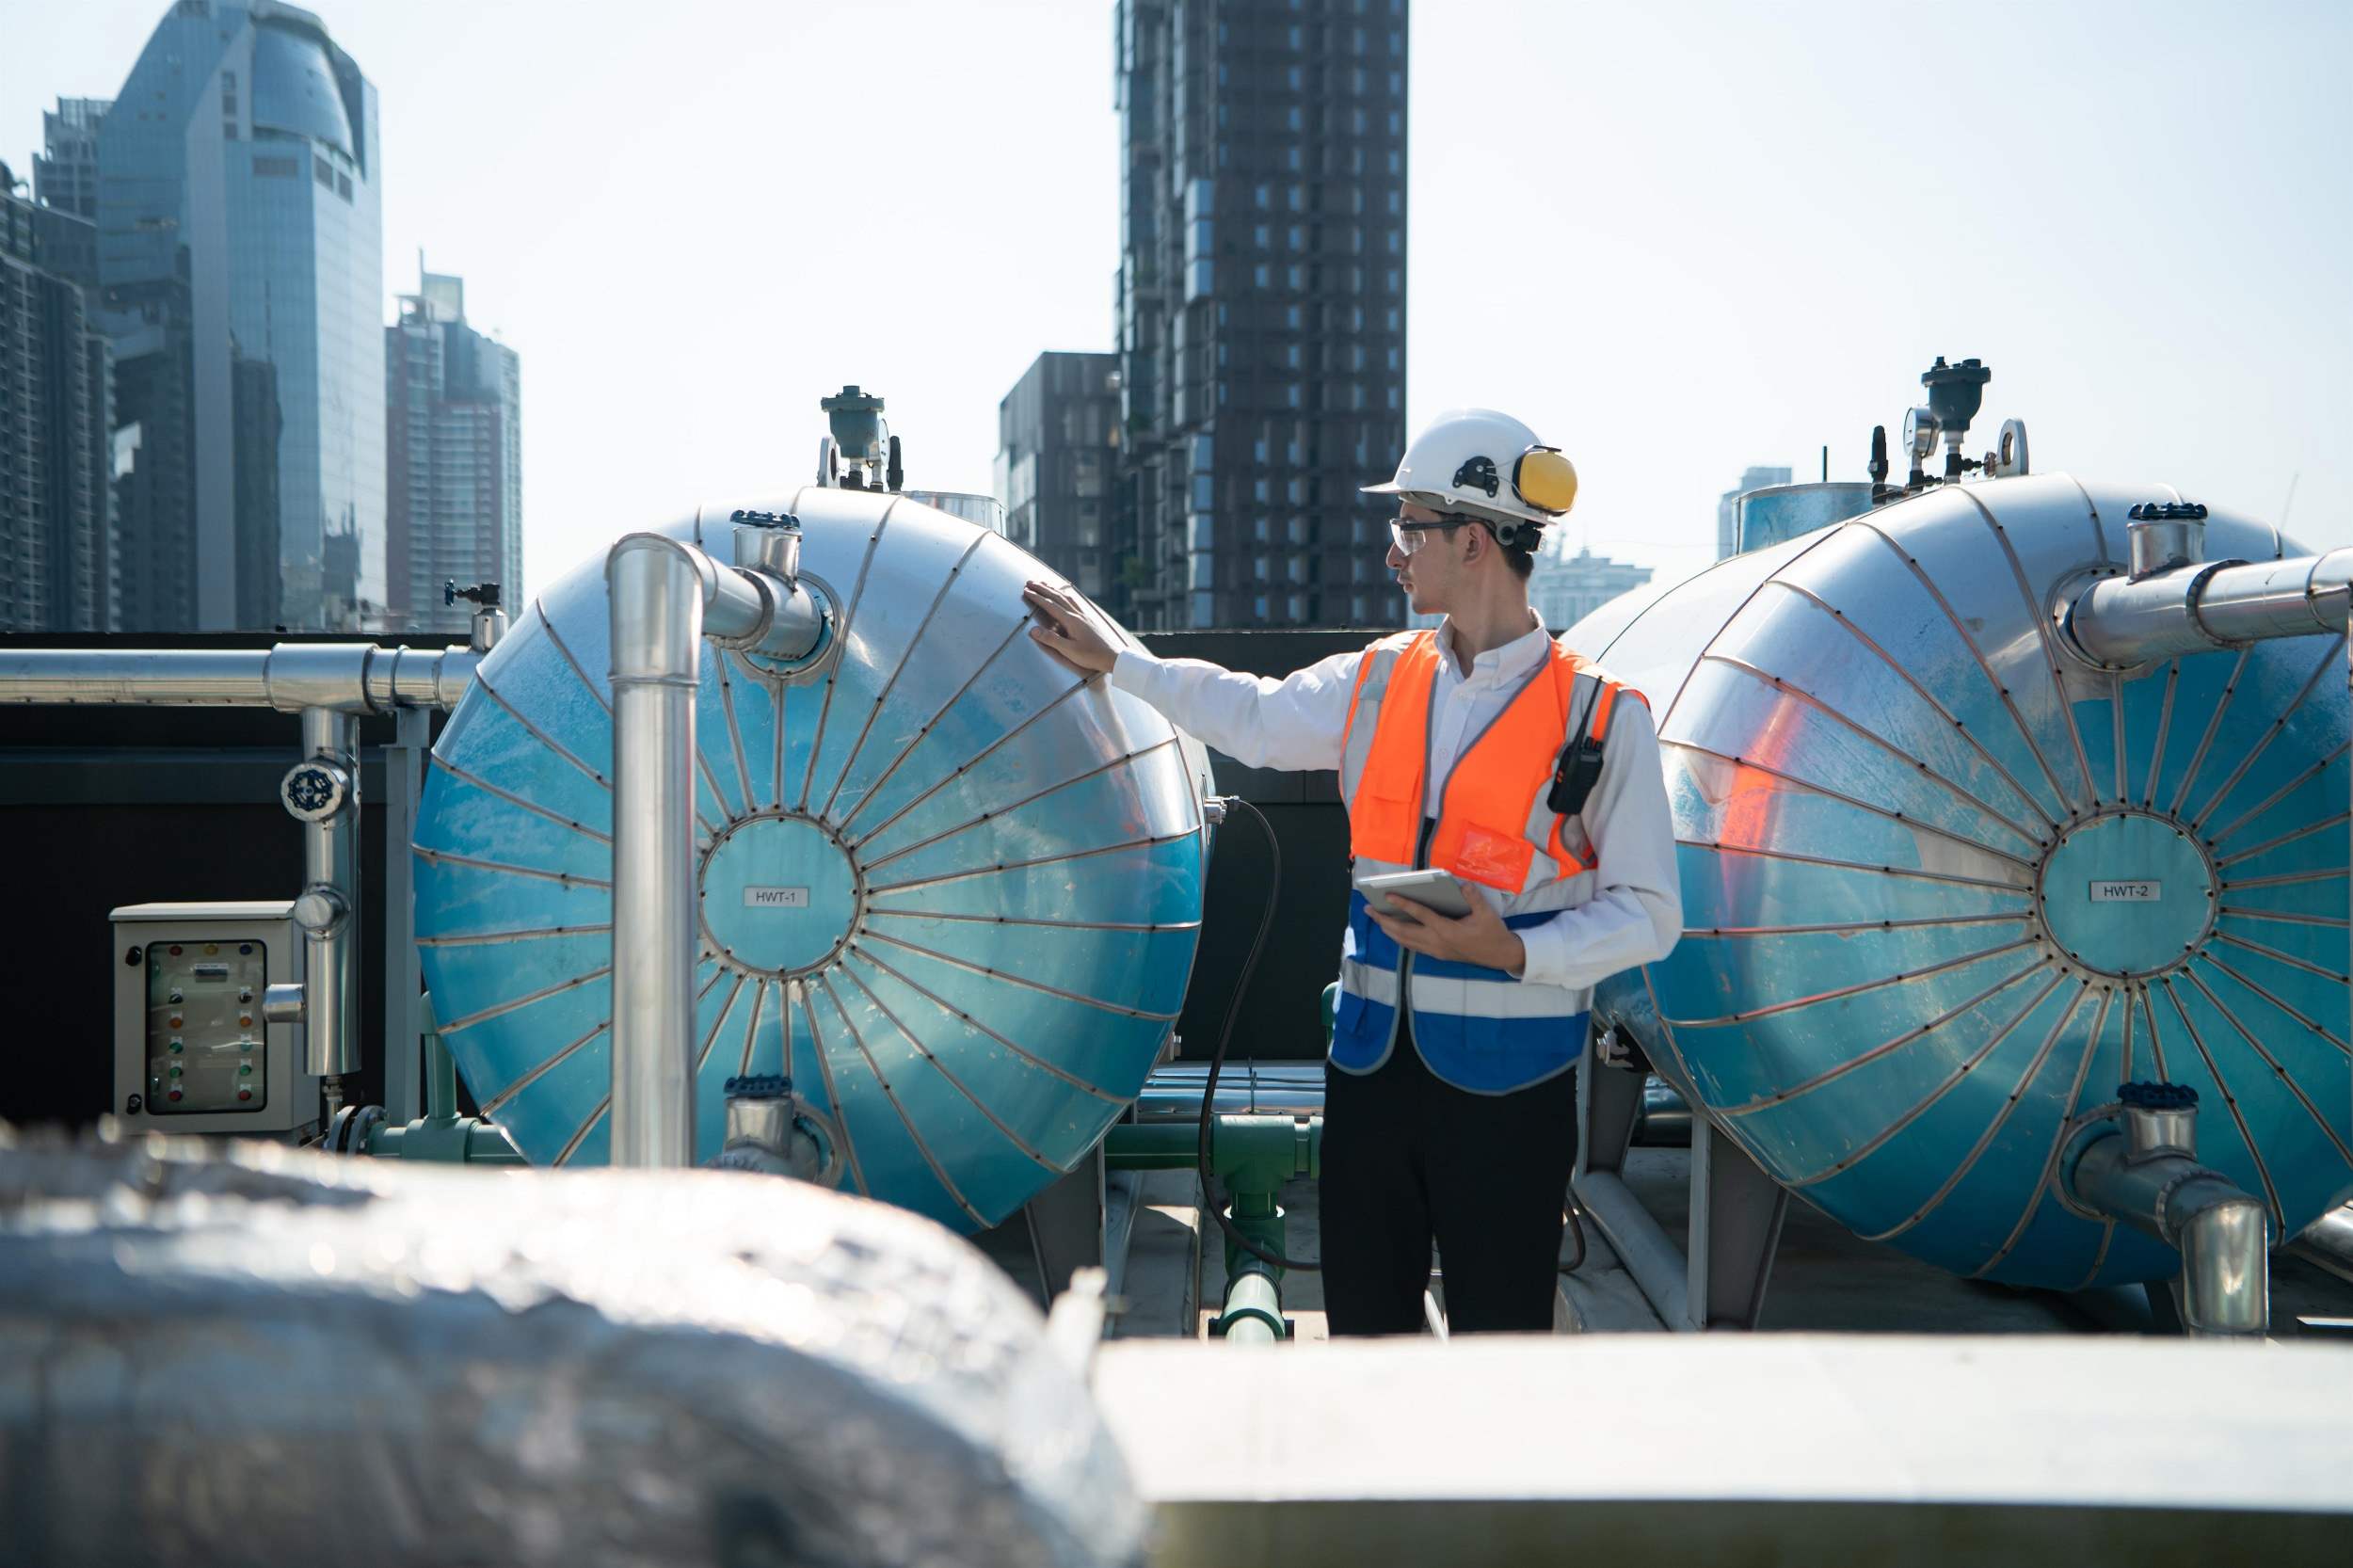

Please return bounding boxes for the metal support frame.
[0,642,476,1134]
[1025,1145,1109,1307]
[380,706,430,1123]
[1572,1046,1787,1332]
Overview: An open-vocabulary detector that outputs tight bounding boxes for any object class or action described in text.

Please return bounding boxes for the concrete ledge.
[1095,1335,2353,1564]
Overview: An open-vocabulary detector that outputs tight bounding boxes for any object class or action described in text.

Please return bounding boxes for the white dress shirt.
[1109,613,1683,991]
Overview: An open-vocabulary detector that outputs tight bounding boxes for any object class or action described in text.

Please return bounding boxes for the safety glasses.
[1386,517,1474,556]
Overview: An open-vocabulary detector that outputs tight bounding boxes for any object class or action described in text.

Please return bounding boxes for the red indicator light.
[168,945,183,956]
[236,1089,252,1102]
[167,1089,183,1102]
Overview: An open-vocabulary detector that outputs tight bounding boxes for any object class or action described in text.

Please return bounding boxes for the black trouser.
[1320,1013,1580,1336]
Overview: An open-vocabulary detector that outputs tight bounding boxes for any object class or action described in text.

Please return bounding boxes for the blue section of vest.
[1332,889,1590,1094]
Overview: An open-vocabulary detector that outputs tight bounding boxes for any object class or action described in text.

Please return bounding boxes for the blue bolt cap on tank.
[1565,474,2353,1291]
[412,490,1216,1232]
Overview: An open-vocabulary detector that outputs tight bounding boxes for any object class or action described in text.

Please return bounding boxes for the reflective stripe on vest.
[1330,629,1646,1094]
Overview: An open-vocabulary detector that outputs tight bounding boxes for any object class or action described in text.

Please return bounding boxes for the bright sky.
[9,0,2350,601]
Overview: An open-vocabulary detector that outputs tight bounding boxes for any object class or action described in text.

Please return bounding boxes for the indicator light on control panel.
[168,989,184,1004]
[238,1015,253,1029]
[168,1040,183,1052]
[239,989,253,1003]
[168,945,182,956]
[168,1064,182,1078]
[238,1064,251,1076]
[239,943,252,954]
[203,944,217,955]
[167,1089,183,1102]
[168,1015,183,1029]
[236,1089,252,1102]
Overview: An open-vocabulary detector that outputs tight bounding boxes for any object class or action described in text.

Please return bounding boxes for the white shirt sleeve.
[1109,646,1365,773]
[1513,699,1685,990]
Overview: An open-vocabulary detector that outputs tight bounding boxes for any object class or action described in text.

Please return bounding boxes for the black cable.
[1195,794,1320,1272]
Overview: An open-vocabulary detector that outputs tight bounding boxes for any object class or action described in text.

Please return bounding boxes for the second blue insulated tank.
[1567,474,2353,1289]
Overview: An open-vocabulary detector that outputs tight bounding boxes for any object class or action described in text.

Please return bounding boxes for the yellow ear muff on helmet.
[1513,445,1578,516]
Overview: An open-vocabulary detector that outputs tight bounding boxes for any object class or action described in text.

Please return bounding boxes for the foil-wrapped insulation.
[0,1128,1144,1567]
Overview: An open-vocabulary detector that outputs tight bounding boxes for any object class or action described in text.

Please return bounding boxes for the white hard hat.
[1362,408,1579,546]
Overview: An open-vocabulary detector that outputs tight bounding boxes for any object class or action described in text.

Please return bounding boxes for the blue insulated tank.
[1567,475,2353,1288]
[412,489,1214,1231]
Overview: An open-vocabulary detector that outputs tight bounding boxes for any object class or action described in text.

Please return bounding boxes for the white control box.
[111,902,315,1138]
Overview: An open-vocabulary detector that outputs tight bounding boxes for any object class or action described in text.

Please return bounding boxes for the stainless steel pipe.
[0,643,479,712]
[606,536,706,1170]
[2066,1097,2270,1338]
[296,707,362,1083]
[604,532,831,1170]
[2067,548,2353,667]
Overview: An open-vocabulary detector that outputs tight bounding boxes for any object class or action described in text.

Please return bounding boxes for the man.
[1020,408,1680,1335]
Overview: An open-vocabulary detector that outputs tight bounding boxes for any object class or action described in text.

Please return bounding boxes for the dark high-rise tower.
[995,351,1124,616]
[0,163,116,632]
[1112,0,1409,631]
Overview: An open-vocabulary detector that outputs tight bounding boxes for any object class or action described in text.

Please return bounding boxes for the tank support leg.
[1024,1147,1106,1308]
[1689,1119,1789,1331]
[1575,1040,1786,1331]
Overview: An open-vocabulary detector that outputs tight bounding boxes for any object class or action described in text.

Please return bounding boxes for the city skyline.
[7,0,2349,617]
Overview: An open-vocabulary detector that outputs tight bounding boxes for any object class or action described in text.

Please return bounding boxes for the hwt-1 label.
[744,887,811,909]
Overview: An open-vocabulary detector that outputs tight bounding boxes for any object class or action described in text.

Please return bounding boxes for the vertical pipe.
[298,707,360,1087]
[606,536,705,1168]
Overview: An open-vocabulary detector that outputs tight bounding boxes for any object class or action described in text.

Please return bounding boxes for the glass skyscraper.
[95,0,383,630]
[1113,0,1410,631]
[387,270,522,635]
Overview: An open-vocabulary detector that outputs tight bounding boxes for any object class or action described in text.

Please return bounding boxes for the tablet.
[1354,869,1474,920]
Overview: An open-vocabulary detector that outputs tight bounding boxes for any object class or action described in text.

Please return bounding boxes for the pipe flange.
[2048,563,2153,678]
[733,569,842,687]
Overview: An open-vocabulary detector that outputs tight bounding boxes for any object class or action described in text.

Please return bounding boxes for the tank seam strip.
[817,533,988,822]
[1700,651,2045,849]
[1861,978,2088,1241]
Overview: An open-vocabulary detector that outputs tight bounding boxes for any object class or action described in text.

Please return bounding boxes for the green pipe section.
[360,991,524,1164]
[1216,1269,1285,1344]
[1104,1114,1319,1344]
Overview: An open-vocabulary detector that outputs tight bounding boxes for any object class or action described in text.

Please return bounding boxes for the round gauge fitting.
[280,760,351,822]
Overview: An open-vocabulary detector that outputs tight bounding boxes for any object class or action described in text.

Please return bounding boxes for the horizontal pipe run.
[0,644,480,712]
[1131,1061,1327,1123]
[2068,548,2353,666]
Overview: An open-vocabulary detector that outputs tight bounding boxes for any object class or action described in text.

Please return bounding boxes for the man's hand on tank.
[1368,888,1528,975]
[1022,580,1118,676]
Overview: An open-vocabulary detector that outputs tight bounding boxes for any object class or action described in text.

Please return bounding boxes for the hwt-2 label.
[2089,881,2160,902]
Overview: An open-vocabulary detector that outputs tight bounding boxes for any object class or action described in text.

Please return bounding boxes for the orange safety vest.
[1331,628,1646,1093]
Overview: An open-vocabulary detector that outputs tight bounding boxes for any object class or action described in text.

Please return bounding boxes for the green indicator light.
[168,1064,183,1078]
